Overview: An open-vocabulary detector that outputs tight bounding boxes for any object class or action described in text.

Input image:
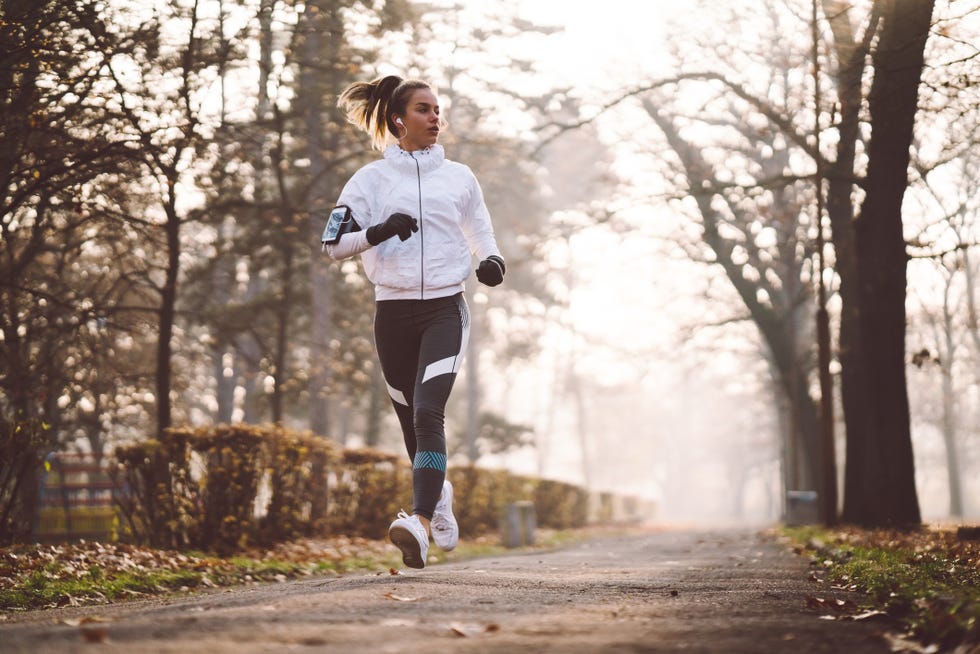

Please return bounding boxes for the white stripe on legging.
[421,313,470,384]
[386,381,408,406]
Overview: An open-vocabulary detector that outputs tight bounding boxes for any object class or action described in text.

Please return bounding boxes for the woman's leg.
[375,295,468,520]
[409,294,469,519]
[374,300,421,461]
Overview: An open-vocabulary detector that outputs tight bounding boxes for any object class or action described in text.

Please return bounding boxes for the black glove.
[475,255,505,287]
[366,212,418,245]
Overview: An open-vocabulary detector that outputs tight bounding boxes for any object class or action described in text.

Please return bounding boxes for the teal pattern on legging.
[413,450,447,471]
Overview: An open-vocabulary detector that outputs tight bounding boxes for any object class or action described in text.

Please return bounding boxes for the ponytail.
[337,75,432,151]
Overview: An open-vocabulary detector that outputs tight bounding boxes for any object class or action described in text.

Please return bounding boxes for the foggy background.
[4,0,979,527]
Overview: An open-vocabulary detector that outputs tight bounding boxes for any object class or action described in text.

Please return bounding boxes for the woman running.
[325,75,505,568]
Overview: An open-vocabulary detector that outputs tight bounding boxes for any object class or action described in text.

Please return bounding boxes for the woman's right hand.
[366,212,418,245]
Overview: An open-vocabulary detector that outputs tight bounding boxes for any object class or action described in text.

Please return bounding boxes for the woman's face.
[395,88,441,151]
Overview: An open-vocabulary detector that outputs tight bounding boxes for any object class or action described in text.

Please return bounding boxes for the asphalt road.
[1,527,892,653]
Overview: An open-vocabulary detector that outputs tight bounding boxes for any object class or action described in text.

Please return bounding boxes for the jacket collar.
[383,144,445,175]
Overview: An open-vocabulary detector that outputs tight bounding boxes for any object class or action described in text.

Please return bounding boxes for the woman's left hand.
[475,255,505,287]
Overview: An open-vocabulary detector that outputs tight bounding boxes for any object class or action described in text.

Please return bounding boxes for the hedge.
[113,424,590,554]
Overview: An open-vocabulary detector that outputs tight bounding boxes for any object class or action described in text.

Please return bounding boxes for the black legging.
[374,293,469,519]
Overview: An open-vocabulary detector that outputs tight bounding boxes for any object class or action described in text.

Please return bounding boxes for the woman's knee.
[413,404,446,440]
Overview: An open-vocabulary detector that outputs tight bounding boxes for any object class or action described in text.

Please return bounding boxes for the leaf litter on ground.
[0,536,395,611]
[784,523,980,652]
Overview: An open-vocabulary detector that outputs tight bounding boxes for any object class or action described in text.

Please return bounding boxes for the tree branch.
[533,71,821,166]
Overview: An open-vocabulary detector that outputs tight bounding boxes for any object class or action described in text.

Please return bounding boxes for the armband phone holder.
[320,205,360,248]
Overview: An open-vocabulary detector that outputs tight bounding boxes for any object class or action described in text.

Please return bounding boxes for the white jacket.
[325,144,501,301]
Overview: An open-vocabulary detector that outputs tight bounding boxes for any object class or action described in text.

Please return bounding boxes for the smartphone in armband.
[320,205,361,249]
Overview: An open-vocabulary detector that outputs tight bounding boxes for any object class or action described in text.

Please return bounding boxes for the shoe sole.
[389,525,425,569]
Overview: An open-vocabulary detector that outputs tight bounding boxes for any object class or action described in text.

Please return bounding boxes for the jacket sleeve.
[324,171,374,261]
[459,168,501,261]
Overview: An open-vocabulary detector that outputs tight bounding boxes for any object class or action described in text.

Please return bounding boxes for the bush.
[259,429,338,544]
[112,430,199,550]
[327,448,411,540]
[188,425,265,555]
[115,425,339,553]
[450,466,535,535]
[534,479,589,529]
[113,424,593,554]
[1,417,56,546]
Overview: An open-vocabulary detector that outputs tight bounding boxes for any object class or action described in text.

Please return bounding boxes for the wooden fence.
[34,452,120,543]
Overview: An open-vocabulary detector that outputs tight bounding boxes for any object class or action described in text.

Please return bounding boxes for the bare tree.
[837,0,934,526]
[0,0,154,541]
[102,0,235,436]
[540,0,947,526]
[387,1,568,462]
[910,260,965,516]
[640,96,823,496]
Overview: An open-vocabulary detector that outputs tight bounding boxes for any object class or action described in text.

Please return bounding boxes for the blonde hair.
[337,75,433,151]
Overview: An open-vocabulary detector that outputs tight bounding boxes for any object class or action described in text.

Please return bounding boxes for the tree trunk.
[302,2,333,437]
[301,0,355,439]
[820,0,879,527]
[940,344,963,517]
[962,248,980,379]
[785,364,822,492]
[214,353,235,423]
[271,246,294,423]
[224,0,276,425]
[568,369,592,491]
[156,195,180,435]
[211,222,236,424]
[940,274,963,517]
[238,281,265,424]
[844,0,932,527]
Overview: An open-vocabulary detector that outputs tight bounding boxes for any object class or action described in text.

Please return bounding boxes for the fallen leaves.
[851,610,888,621]
[63,616,111,644]
[803,594,896,626]
[1,535,397,611]
[881,632,941,654]
[248,536,392,566]
[448,622,501,638]
[804,594,859,614]
[804,594,891,625]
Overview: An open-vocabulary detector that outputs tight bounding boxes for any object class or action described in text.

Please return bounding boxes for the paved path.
[1,528,891,653]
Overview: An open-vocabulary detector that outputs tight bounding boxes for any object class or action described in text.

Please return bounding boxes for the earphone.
[395,117,404,126]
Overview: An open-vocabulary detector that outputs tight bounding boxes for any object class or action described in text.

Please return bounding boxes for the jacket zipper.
[411,152,424,299]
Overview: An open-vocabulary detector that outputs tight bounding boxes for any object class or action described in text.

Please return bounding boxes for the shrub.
[115,425,338,552]
[534,479,589,529]
[113,424,593,553]
[259,428,339,545]
[187,425,265,555]
[112,430,199,550]
[0,417,55,546]
[327,448,410,540]
[451,466,535,536]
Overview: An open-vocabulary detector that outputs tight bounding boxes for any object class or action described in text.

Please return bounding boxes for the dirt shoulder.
[0,527,891,653]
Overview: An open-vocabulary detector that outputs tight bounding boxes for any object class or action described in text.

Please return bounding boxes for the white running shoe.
[388,510,429,569]
[431,479,459,551]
